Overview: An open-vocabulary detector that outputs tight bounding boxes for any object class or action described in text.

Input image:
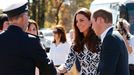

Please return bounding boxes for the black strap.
[75,57,81,72]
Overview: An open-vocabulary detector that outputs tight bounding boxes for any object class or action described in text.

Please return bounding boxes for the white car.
[39,28,53,52]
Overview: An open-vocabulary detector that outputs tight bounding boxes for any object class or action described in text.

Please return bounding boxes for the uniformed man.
[0,0,57,75]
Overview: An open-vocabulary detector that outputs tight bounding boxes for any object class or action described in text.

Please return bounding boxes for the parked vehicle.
[39,28,53,52]
[39,28,53,41]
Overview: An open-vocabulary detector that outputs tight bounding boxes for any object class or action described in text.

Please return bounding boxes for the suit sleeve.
[99,35,121,75]
[32,38,57,75]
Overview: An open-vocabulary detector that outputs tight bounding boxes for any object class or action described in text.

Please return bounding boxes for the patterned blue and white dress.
[64,45,100,75]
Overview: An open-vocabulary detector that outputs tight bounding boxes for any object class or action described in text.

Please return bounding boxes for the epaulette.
[26,32,39,39]
[0,30,5,34]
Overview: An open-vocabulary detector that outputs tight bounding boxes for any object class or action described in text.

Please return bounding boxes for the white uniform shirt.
[48,42,70,65]
[128,35,134,64]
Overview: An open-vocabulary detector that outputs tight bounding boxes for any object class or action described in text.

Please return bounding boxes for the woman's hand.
[56,68,61,75]
[57,64,67,73]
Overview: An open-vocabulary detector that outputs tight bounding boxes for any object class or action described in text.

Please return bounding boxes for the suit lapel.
[97,27,114,74]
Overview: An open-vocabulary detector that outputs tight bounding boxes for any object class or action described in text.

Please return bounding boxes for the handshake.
[56,64,67,75]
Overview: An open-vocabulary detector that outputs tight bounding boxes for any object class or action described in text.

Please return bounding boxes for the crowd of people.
[0,0,134,75]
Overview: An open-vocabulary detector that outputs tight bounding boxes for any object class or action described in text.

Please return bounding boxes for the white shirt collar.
[100,26,113,43]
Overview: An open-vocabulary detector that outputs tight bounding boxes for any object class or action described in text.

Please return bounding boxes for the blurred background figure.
[116,18,134,75]
[26,19,39,35]
[48,25,70,74]
[26,19,51,53]
[0,14,9,32]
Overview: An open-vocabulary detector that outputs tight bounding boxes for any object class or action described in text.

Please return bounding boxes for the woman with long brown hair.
[57,8,101,75]
[26,19,39,35]
[49,25,70,67]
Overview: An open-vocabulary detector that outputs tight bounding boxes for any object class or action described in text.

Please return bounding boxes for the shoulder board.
[0,30,5,34]
[26,32,39,39]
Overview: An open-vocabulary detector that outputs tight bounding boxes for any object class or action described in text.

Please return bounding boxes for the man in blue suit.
[0,0,57,75]
[91,9,129,75]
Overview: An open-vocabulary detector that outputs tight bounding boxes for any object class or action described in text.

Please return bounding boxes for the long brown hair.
[53,25,67,43]
[27,19,39,35]
[73,8,100,53]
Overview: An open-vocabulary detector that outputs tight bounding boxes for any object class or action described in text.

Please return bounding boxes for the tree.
[58,0,93,32]
[55,0,63,24]
[38,0,45,28]
[28,0,93,30]
[44,0,64,27]
[28,0,45,28]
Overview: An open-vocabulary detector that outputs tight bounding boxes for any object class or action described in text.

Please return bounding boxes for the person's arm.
[32,39,57,75]
[100,35,121,75]
[57,46,76,74]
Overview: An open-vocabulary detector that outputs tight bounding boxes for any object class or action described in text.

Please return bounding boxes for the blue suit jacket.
[0,25,56,75]
[98,28,129,75]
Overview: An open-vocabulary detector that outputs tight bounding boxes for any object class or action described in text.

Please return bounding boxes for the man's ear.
[18,15,24,23]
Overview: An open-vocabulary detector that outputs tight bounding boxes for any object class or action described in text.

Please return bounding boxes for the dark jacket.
[98,28,129,75]
[0,25,56,75]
